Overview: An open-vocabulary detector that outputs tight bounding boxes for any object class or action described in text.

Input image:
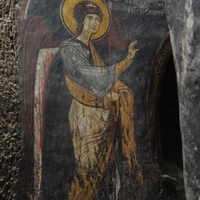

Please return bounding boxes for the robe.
[59,38,143,200]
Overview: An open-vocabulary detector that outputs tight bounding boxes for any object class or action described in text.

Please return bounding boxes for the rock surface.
[166,0,200,199]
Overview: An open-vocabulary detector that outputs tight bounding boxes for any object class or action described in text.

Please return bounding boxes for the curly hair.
[73,1,103,35]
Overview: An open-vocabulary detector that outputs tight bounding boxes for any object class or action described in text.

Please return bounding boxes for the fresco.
[19,0,169,199]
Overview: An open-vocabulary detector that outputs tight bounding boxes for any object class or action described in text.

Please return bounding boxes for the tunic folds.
[60,39,116,98]
[60,38,143,199]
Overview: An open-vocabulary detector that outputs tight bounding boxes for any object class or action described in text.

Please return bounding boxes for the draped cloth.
[60,39,143,199]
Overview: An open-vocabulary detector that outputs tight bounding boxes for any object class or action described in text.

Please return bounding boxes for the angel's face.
[83,14,100,34]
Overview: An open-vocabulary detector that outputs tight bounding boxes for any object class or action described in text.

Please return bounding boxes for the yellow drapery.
[65,42,143,199]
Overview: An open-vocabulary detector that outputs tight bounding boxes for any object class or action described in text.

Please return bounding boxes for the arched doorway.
[148,35,186,199]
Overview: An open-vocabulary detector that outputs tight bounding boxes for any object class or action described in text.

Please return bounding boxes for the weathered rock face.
[0,0,22,199]
[166,0,200,199]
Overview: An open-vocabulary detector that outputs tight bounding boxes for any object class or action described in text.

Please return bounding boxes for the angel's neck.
[76,31,91,46]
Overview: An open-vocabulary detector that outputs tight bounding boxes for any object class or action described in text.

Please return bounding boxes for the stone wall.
[166,0,200,199]
[0,0,22,199]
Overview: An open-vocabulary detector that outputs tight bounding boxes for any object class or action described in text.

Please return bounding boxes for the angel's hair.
[73,1,103,35]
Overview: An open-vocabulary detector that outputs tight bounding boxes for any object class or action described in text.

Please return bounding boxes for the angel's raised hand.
[127,41,139,60]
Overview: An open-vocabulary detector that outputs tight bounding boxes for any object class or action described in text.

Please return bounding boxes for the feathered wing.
[19,15,64,199]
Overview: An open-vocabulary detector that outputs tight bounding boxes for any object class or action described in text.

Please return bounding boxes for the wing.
[96,10,128,51]
[19,15,64,199]
[95,10,128,64]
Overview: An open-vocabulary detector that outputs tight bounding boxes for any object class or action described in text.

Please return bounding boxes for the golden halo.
[61,0,110,41]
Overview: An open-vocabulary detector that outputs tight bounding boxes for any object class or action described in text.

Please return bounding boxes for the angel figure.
[22,0,144,199]
[58,0,143,199]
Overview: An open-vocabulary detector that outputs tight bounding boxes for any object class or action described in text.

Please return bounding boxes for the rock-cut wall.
[0,0,22,199]
[166,0,200,199]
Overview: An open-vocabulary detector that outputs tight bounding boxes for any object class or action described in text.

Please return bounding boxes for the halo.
[61,0,110,41]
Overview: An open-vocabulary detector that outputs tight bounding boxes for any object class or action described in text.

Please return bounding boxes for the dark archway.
[159,56,186,199]
[159,56,182,170]
[148,34,172,167]
[148,34,186,199]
